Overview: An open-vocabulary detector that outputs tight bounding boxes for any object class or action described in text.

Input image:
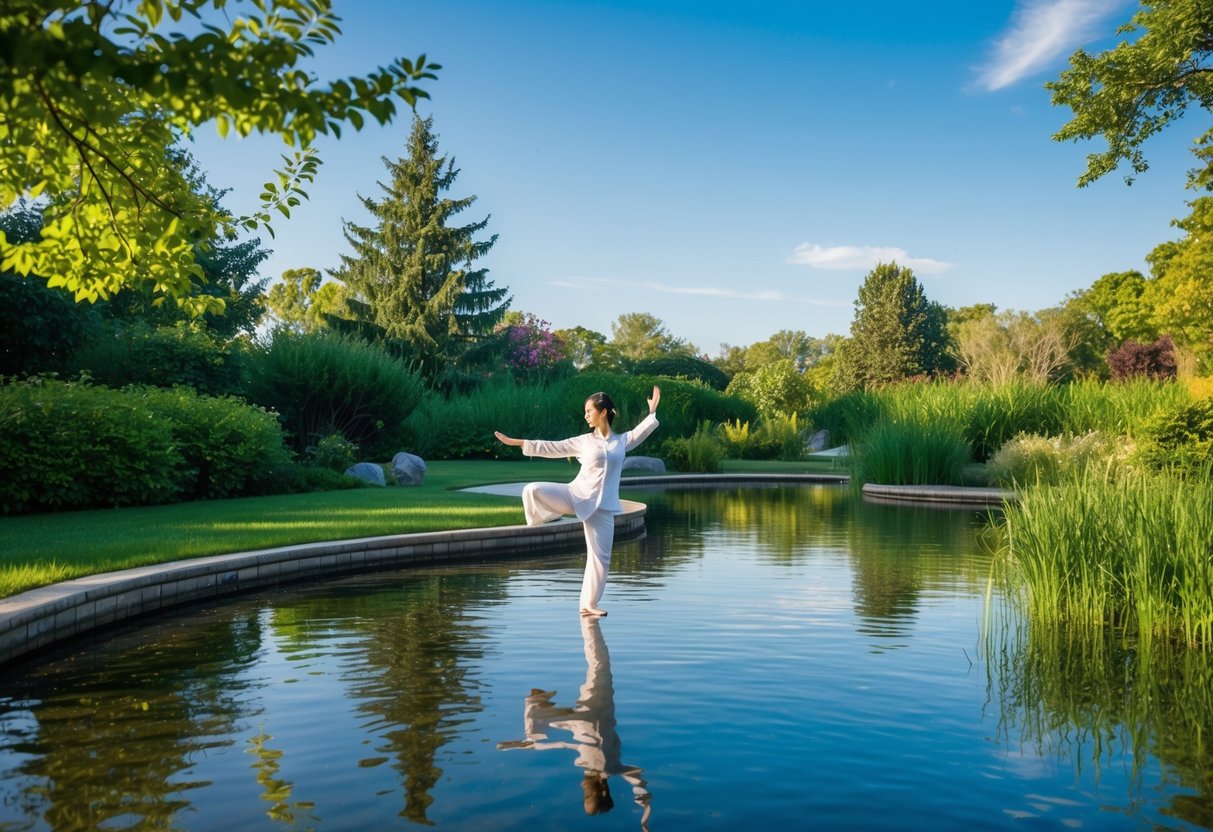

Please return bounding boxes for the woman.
[494,386,661,617]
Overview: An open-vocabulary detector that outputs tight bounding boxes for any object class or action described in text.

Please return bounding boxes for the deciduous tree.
[609,312,695,362]
[0,1,438,313]
[1048,0,1213,189]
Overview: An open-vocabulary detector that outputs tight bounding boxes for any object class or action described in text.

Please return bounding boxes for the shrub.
[718,413,806,461]
[0,379,185,513]
[247,330,425,457]
[985,431,1133,487]
[307,432,358,473]
[136,386,293,499]
[726,359,814,419]
[661,422,722,473]
[1107,336,1177,381]
[74,322,249,397]
[1134,397,1213,474]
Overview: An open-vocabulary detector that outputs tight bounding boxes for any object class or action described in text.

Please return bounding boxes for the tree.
[0,1,439,314]
[332,115,509,382]
[554,325,616,370]
[609,312,695,362]
[1146,197,1213,368]
[264,268,350,333]
[0,201,96,376]
[953,309,1078,385]
[834,262,953,389]
[725,359,815,418]
[1047,0,1213,189]
[1079,270,1158,344]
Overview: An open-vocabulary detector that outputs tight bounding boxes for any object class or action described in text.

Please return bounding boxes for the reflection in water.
[498,617,652,830]
[986,616,1213,828]
[0,611,264,831]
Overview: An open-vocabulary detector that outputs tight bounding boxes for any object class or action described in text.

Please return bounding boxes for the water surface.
[1,484,1210,831]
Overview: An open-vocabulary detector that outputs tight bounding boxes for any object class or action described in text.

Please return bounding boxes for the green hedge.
[0,379,294,513]
[0,379,184,512]
[136,386,293,500]
[74,322,249,397]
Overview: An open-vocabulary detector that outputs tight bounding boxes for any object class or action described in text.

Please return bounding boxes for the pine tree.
[332,115,509,380]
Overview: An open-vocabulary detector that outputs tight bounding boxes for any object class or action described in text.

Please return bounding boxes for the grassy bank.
[0,459,838,599]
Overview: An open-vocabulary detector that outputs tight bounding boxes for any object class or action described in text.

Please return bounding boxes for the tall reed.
[996,469,1213,648]
[852,415,971,486]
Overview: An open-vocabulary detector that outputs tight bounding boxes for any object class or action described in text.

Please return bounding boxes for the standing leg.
[579,509,616,614]
[522,482,576,526]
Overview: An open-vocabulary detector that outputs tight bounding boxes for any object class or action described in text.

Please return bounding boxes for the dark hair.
[581,773,614,815]
[586,391,616,426]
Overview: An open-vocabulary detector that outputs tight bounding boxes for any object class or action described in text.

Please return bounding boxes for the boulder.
[623,455,666,474]
[391,452,427,486]
[806,429,830,452]
[344,462,386,486]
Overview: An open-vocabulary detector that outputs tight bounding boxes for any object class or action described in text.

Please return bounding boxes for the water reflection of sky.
[0,485,1209,831]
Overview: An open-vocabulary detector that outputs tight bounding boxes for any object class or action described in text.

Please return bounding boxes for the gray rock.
[391,452,427,486]
[806,429,830,452]
[344,462,386,486]
[623,455,666,473]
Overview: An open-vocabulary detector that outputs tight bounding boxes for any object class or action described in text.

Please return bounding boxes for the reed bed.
[996,470,1213,649]
[852,416,971,486]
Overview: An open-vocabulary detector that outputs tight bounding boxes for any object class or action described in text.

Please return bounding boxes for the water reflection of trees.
[986,620,1213,828]
[633,485,994,644]
[272,573,497,825]
[0,611,265,831]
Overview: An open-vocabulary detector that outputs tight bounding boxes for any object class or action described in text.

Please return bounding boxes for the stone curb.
[0,501,649,668]
[861,482,1016,506]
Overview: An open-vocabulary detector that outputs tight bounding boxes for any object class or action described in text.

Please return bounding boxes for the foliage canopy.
[0,0,438,313]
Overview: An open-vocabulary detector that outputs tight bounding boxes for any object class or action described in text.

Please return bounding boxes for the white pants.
[522,482,615,610]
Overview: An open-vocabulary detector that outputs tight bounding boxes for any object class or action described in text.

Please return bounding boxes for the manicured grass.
[0,459,833,599]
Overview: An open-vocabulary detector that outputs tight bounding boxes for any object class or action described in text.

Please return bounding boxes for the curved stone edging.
[0,500,649,668]
[861,482,1015,506]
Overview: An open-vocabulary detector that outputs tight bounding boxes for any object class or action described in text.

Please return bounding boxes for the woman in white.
[494,386,661,617]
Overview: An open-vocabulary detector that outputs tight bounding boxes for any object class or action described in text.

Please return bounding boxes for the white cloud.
[551,276,848,306]
[788,244,953,275]
[975,0,1128,92]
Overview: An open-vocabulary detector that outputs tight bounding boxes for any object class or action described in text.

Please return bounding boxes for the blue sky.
[191,0,1197,355]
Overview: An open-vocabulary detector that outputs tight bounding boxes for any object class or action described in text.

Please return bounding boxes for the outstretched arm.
[647,385,661,414]
[494,431,524,447]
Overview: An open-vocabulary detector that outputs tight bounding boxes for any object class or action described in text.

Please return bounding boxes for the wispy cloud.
[975,0,1129,92]
[551,276,848,307]
[788,244,954,275]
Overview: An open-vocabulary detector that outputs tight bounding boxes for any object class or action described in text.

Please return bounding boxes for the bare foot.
[580,608,607,617]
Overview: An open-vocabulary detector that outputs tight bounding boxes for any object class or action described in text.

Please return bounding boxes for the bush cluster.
[246,330,425,458]
[717,414,807,461]
[985,431,1132,487]
[1134,397,1213,475]
[660,422,723,473]
[0,379,293,513]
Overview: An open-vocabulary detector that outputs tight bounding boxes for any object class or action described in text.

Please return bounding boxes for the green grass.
[996,469,1213,649]
[0,459,830,599]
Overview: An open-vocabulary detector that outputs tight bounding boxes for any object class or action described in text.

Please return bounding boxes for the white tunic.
[520,413,660,521]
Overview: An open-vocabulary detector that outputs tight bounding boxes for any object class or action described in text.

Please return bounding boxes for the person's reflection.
[499,616,652,828]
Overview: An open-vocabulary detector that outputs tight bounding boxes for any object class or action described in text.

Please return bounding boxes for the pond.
[1,484,1211,831]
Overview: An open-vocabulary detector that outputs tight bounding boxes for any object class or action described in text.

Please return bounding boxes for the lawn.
[0,458,842,598]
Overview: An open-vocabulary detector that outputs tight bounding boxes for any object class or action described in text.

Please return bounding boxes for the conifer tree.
[332,115,509,381]
[835,262,952,389]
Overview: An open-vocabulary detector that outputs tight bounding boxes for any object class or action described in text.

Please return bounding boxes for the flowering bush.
[499,313,570,381]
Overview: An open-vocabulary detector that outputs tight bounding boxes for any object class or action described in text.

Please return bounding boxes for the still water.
[1,484,1211,831]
